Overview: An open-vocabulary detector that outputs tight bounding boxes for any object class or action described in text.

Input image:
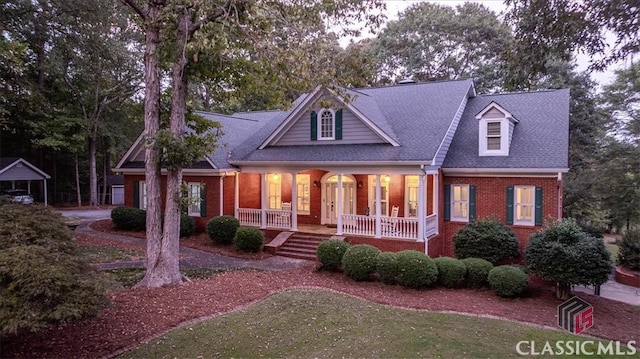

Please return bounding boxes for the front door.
[322,175,355,225]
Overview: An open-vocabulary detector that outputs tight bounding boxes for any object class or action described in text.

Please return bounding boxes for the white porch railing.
[237,208,292,229]
[425,214,438,238]
[266,209,291,229]
[237,208,261,227]
[342,214,438,240]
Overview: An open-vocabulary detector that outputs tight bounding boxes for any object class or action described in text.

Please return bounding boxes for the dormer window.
[476,102,518,157]
[319,109,335,140]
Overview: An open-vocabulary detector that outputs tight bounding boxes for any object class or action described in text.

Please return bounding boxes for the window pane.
[487,122,501,135]
[321,110,333,138]
[487,137,501,150]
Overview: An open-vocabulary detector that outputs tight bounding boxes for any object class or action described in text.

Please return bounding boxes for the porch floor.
[296,224,337,235]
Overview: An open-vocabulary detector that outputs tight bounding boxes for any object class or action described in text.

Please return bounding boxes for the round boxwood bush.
[342,244,381,281]
[488,265,529,297]
[111,206,146,231]
[207,215,240,244]
[453,218,520,264]
[179,214,196,237]
[317,240,350,271]
[460,257,494,288]
[233,227,264,253]
[395,250,438,289]
[433,256,467,288]
[618,228,640,270]
[376,252,399,285]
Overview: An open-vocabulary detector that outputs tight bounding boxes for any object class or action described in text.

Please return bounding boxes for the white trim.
[450,184,470,222]
[318,108,336,140]
[0,158,51,179]
[442,168,568,176]
[475,101,518,123]
[479,118,510,156]
[114,133,145,169]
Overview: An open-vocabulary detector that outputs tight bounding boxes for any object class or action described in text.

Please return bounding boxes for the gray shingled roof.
[233,79,475,163]
[442,89,570,169]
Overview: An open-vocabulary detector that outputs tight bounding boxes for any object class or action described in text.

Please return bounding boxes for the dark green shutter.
[444,184,451,221]
[133,181,139,208]
[469,185,476,222]
[335,109,343,140]
[535,186,543,226]
[506,186,514,225]
[310,111,317,140]
[200,184,207,217]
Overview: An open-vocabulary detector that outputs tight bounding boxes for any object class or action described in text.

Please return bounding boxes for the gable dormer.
[475,102,518,156]
[311,108,342,141]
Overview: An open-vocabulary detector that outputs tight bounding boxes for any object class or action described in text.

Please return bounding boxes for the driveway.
[58,208,112,222]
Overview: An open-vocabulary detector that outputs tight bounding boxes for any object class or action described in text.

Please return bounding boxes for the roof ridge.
[352,78,473,91]
[479,88,567,96]
[195,110,261,123]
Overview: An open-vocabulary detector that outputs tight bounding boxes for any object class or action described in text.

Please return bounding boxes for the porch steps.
[276,233,331,261]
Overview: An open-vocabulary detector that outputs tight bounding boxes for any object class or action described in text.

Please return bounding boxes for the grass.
[120,289,616,359]
[77,246,144,264]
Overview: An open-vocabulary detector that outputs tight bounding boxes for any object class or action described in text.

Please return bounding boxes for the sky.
[341,0,617,87]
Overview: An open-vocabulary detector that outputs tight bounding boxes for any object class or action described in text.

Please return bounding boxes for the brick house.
[114,79,569,257]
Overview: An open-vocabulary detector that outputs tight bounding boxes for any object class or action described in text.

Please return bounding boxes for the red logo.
[558,297,593,334]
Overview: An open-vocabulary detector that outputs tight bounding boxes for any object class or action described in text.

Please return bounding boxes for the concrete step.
[276,249,317,261]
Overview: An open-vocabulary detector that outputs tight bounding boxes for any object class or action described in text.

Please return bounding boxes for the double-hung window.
[296,174,310,214]
[267,173,282,209]
[486,122,502,150]
[405,175,419,218]
[451,184,469,221]
[187,182,202,217]
[514,186,534,225]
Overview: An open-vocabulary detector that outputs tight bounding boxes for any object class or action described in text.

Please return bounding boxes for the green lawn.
[120,289,617,359]
[77,245,144,264]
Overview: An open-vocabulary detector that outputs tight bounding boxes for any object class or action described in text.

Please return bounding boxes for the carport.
[0,157,51,205]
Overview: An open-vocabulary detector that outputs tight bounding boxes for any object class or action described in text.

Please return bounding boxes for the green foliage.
[316,240,350,271]
[525,219,613,298]
[179,214,196,238]
[0,204,107,334]
[488,265,529,298]
[376,252,399,285]
[395,250,438,289]
[453,219,520,264]
[433,257,467,288]
[341,244,381,282]
[460,257,494,288]
[617,228,640,270]
[111,206,146,231]
[207,216,240,244]
[233,227,264,253]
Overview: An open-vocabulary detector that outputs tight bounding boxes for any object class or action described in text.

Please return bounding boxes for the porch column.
[336,173,343,235]
[417,174,426,242]
[290,172,298,231]
[433,174,439,227]
[44,179,48,206]
[260,173,267,229]
[375,174,382,238]
[234,173,239,218]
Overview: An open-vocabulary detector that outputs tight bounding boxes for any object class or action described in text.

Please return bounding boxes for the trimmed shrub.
[453,218,520,264]
[111,206,146,231]
[234,227,264,253]
[618,228,640,270]
[179,214,196,237]
[207,215,240,244]
[395,250,438,289]
[460,257,494,288]
[0,204,107,334]
[317,240,350,271]
[342,244,381,281]
[433,257,467,288]
[488,265,529,298]
[376,252,399,285]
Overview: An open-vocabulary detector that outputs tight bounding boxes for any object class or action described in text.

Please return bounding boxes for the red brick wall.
[238,172,261,209]
[435,175,560,258]
[346,236,425,253]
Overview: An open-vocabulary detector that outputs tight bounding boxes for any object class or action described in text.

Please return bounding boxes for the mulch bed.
[1,223,638,358]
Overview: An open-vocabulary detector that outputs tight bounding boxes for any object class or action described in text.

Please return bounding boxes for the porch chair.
[381,205,399,235]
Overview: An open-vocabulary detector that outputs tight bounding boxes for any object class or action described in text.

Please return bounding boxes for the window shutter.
[535,186,543,226]
[506,186,514,225]
[133,181,139,208]
[444,184,451,221]
[469,185,476,222]
[200,184,207,217]
[310,111,317,140]
[335,109,343,140]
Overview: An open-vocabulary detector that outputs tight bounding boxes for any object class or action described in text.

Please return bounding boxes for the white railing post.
[291,172,298,231]
[260,173,267,229]
[337,173,343,235]
[418,174,426,241]
[375,174,382,238]
[234,173,239,218]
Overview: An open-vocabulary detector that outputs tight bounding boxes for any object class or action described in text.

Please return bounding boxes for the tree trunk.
[101,138,109,204]
[75,154,81,207]
[88,131,99,206]
[556,282,572,300]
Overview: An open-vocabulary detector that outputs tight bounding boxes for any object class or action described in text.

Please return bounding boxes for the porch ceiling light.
[273,174,279,181]
[384,175,391,183]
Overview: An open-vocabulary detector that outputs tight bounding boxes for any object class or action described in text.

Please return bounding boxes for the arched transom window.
[319,109,335,140]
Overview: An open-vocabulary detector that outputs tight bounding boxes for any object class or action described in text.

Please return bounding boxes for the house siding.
[434,175,560,258]
[274,109,386,146]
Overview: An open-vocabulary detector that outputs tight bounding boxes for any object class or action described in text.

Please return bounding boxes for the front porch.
[233,170,440,246]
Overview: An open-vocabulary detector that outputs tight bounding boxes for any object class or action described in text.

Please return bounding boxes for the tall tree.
[122,0,386,288]
[368,2,511,91]
[504,0,639,88]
